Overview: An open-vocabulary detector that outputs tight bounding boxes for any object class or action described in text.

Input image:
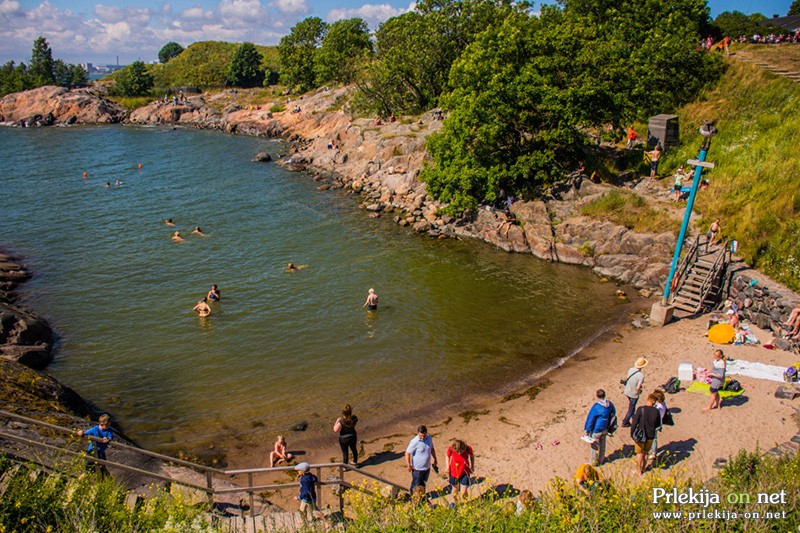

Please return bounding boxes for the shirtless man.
[193,297,211,317]
[709,218,720,247]
[171,231,185,242]
[649,145,663,179]
[192,226,206,236]
[363,288,379,310]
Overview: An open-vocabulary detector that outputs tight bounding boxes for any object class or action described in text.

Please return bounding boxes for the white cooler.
[678,362,694,383]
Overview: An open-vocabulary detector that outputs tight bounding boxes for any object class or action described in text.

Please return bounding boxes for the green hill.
[660,44,800,291]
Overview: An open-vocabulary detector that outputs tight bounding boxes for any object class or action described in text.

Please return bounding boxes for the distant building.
[761,15,800,32]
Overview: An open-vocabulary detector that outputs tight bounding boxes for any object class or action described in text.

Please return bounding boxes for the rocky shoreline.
[1,85,676,290]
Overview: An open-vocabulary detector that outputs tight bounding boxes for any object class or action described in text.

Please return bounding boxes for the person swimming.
[164,218,175,226]
[192,226,206,236]
[193,297,211,317]
[363,288,378,310]
[286,262,307,272]
[171,231,185,242]
[207,285,220,301]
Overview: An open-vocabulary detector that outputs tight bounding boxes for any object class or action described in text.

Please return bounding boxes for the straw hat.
[634,357,649,369]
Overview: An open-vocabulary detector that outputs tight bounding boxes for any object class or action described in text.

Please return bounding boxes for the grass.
[581,190,680,235]
[108,96,153,110]
[658,48,800,290]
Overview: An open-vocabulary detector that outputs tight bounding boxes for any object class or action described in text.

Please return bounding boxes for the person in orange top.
[626,127,637,149]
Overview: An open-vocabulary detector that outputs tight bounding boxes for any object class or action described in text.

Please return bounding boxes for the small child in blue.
[78,413,113,470]
[295,462,318,521]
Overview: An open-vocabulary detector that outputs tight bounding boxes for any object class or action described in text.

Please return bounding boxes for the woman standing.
[649,389,667,463]
[446,439,474,502]
[705,349,727,411]
[333,404,359,465]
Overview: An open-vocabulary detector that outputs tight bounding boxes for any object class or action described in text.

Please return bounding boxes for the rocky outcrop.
[0,252,55,369]
[729,273,800,352]
[0,86,127,126]
[128,94,223,128]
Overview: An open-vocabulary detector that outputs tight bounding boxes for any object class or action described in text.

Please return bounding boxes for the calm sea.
[0,125,623,461]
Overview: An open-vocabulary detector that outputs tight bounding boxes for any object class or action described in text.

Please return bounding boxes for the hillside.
[659,44,800,291]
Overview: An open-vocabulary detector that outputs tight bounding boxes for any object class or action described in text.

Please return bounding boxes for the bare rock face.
[0,86,128,126]
[128,96,223,128]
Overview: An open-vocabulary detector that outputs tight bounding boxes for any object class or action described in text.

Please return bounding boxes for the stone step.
[0,464,21,499]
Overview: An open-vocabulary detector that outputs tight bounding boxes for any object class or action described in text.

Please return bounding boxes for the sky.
[0,0,794,65]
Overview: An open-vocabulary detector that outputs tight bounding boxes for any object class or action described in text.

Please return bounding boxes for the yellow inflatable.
[708,323,735,344]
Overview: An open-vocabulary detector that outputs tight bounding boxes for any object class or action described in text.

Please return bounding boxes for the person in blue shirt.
[583,390,615,466]
[295,462,318,522]
[77,413,113,472]
[405,425,438,494]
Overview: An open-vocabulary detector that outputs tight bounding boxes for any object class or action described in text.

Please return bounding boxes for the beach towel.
[708,323,735,344]
[726,359,786,382]
[686,381,745,398]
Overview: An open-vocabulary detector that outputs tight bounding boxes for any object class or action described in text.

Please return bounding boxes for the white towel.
[726,359,785,382]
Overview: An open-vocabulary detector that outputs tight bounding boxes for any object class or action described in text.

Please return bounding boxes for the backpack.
[726,379,742,392]
[662,377,681,394]
[784,367,798,383]
[606,412,619,435]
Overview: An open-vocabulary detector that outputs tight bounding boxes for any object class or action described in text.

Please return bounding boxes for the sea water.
[0,125,622,459]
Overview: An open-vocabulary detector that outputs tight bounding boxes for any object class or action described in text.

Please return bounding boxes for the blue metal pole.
[661,144,709,305]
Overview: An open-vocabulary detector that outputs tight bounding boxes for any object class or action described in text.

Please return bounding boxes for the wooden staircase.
[670,235,731,314]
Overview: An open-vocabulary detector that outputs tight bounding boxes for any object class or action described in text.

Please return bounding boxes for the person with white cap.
[294,462,318,521]
[621,357,648,427]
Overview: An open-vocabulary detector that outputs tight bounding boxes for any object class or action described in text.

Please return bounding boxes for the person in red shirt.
[446,439,474,502]
[626,127,637,149]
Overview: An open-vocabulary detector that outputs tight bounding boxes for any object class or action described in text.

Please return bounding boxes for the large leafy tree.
[29,36,55,86]
[712,11,766,39]
[158,42,185,63]
[278,17,328,92]
[422,0,720,213]
[227,42,264,87]
[115,61,154,96]
[790,0,800,16]
[315,18,372,85]
[0,61,30,97]
[52,60,88,89]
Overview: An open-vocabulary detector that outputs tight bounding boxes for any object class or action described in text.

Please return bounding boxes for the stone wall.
[729,272,800,352]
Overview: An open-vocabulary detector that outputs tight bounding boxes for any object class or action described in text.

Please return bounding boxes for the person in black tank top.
[333,404,359,465]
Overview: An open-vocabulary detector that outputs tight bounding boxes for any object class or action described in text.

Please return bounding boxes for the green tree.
[115,61,154,96]
[227,42,264,87]
[158,42,185,63]
[713,11,767,38]
[28,36,55,86]
[315,18,372,85]
[0,61,30,97]
[52,60,88,89]
[790,0,800,15]
[278,17,328,92]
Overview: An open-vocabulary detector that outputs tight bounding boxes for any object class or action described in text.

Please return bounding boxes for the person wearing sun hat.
[621,357,648,428]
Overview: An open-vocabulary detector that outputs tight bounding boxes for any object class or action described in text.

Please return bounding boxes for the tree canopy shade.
[115,61,154,96]
[278,17,328,92]
[315,18,372,85]
[790,0,800,16]
[422,0,720,213]
[158,42,185,64]
[52,60,88,89]
[712,11,767,38]
[28,37,55,86]
[227,42,264,87]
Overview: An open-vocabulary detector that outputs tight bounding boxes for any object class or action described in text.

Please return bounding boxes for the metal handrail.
[0,409,409,517]
[671,234,705,299]
[696,240,730,312]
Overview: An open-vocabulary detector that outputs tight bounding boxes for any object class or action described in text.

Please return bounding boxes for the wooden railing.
[0,410,408,516]
[671,233,708,297]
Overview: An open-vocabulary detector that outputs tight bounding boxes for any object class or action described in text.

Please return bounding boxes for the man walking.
[621,357,648,427]
[583,389,616,465]
[405,425,438,494]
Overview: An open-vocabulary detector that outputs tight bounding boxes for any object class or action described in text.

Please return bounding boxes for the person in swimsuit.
[207,285,220,301]
[270,435,293,467]
[286,263,307,272]
[709,218,720,247]
[171,231,185,242]
[192,226,206,236]
[164,218,175,226]
[193,297,211,317]
[648,145,663,179]
[363,288,378,310]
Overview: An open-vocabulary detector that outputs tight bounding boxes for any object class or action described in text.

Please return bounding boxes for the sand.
[318,311,800,500]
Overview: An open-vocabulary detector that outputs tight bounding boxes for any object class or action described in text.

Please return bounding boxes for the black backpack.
[662,377,681,394]
[606,406,619,435]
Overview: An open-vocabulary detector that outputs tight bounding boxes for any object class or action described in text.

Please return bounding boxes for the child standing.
[295,462,318,521]
[77,414,113,471]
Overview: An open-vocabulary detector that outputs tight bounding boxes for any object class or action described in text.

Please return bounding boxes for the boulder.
[0,86,127,125]
[252,152,272,162]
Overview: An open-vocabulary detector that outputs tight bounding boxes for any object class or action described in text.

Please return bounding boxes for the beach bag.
[662,411,675,426]
[663,377,681,394]
[784,367,798,383]
[726,379,742,392]
[620,370,640,387]
[632,425,647,443]
[607,413,619,435]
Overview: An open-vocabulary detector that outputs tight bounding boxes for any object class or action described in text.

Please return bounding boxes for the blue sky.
[0,0,794,65]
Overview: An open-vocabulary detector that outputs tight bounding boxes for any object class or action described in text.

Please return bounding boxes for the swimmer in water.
[286,262,307,272]
[193,297,211,317]
[207,284,220,301]
[164,218,175,226]
[192,226,206,236]
[363,288,378,310]
[171,231,185,242]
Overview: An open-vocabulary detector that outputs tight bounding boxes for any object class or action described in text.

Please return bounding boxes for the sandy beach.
[251,306,800,507]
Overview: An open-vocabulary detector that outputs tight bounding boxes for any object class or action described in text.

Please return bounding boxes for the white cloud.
[326,2,410,29]
[0,0,21,15]
[181,5,207,19]
[219,0,264,21]
[270,0,308,15]
[93,4,152,25]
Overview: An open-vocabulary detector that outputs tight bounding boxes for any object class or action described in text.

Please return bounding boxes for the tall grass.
[581,190,680,235]
[659,52,800,290]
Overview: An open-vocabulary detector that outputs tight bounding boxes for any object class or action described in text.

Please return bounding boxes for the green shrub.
[581,190,679,235]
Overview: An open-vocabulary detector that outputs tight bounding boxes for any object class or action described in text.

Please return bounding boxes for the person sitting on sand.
[270,435,293,467]
[193,297,211,317]
[363,288,379,310]
[164,218,175,226]
[574,463,601,495]
[192,226,206,236]
[171,231,185,242]
[207,285,220,302]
